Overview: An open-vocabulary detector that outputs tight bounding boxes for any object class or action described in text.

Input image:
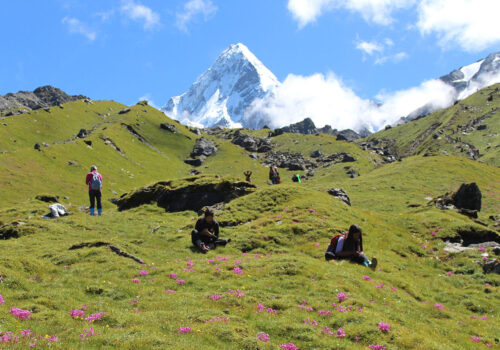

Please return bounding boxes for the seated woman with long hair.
[325,224,377,269]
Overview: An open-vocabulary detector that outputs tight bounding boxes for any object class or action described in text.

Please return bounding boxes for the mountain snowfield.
[163,44,500,132]
[163,43,280,129]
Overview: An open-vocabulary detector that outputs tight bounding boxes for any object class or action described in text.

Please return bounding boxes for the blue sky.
[1,0,499,110]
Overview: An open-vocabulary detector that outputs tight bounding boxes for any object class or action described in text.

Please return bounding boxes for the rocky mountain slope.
[0,85,498,349]
[0,85,87,114]
[163,43,279,129]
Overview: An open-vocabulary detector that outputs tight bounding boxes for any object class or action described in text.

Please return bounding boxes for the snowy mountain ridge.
[163,43,280,128]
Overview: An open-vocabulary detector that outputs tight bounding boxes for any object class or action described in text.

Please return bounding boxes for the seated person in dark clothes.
[191,209,231,253]
[325,224,377,269]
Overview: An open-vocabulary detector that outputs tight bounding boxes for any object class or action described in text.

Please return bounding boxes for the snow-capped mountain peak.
[163,43,280,129]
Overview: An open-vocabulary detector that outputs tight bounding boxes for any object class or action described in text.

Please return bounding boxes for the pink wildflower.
[10,307,31,320]
[267,308,277,314]
[165,290,176,293]
[336,327,346,337]
[169,273,178,279]
[315,242,320,247]
[280,343,299,350]
[369,345,386,350]
[375,283,384,289]
[70,309,85,318]
[322,326,334,335]
[434,304,445,310]
[446,271,453,276]
[228,289,245,298]
[471,336,481,342]
[183,269,195,272]
[482,256,488,261]
[48,335,58,342]
[0,294,4,304]
[257,303,265,312]
[431,231,436,236]
[132,278,140,283]
[318,310,331,316]
[480,316,488,320]
[205,317,227,323]
[363,275,372,281]
[210,295,222,301]
[138,270,148,276]
[485,283,491,287]
[478,247,486,252]
[390,286,397,291]
[21,329,34,338]
[233,267,243,274]
[257,332,270,342]
[309,209,315,213]
[176,279,185,285]
[85,312,105,323]
[178,327,192,334]
[234,259,242,265]
[213,268,221,275]
[337,292,347,303]
[470,316,478,319]
[378,322,390,332]
[186,260,194,267]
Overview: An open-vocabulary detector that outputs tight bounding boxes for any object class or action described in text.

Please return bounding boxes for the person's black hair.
[204,209,214,217]
[343,224,363,252]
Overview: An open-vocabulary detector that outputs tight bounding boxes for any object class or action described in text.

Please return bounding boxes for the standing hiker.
[191,210,230,253]
[85,165,103,216]
[269,167,280,185]
[244,170,252,183]
[325,224,377,269]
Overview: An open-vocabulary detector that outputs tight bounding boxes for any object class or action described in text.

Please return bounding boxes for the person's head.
[348,224,362,241]
[204,209,214,222]
[90,165,97,172]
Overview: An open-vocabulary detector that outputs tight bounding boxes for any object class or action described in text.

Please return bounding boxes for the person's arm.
[85,173,91,185]
[99,173,103,187]
[214,222,219,238]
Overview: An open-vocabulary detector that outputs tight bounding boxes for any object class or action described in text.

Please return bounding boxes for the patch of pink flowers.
[70,309,85,318]
[80,327,97,341]
[132,278,140,283]
[165,290,176,293]
[228,289,245,298]
[210,295,222,301]
[389,286,397,291]
[257,332,270,342]
[363,275,372,281]
[280,343,299,350]
[178,327,192,334]
[378,322,390,332]
[0,294,4,304]
[10,308,30,320]
[176,279,185,285]
[322,326,334,335]
[478,247,486,252]
[169,273,178,279]
[375,283,384,289]
[85,312,105,323]
[138,270,148,276]
[369,345,386,350]
[186,260,194,267]
[336,327,346,337]
[304,318,318,326]
[318,310,331,316]
[21,329,34,338]
[434,304,445,310]
[213,268,222,275]
[471,336,481,342]
[309,209,315,213]
[337,292,347,302]
[233,267,243,274]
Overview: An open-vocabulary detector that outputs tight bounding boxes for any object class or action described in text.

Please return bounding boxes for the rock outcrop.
[433,183,482,212]
[115,175,256,212]
[231,132,273,153]
[327,188,351,206]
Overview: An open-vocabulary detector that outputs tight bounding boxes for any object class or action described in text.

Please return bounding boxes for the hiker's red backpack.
[329,234,343,251]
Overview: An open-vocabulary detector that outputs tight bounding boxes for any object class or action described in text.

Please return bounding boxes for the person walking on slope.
[85,165,103,216]
[325,224,377,269]
[191,210,230,253]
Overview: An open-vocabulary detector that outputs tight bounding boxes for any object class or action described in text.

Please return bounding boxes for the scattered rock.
[84,140,92,147]
[458,208,479,219]
[119,108,131,114]
[232,131,273,153]
[77,129,88,138]
[476,124,487,130]
[115,175,256,212]
[310,150,322,158]
[35,195,59,203]
[191,138,217,157]
[136,100,148,106]
[434,183,482,212]
[483,260,500,274]
[327,188,351,206]
[346,169,360,178]
[189,127,201,135]
[160,123,178,133]
[189,169,201,176]
[184,157,205,167]
[34,143,41,151]
[263,151,317,171]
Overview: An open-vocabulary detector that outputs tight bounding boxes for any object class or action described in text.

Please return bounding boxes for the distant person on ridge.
[85,165,103,216]
[244,170,252,183]
[269,166,280,185]
[325,224,377,269]
[191,209,230,253]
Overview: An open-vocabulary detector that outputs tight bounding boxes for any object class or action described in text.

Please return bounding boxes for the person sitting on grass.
[325,224,377,269]
[191,209,231,253]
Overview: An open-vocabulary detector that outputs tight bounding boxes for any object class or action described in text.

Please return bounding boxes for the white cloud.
[417,0,500,52]
[62,17,97,41]
[176,0,217,32]
[356,40,384,55]
[121,0,160,30]
[245,72,457,132]
[374,51,409,64]
[287,0,416,27]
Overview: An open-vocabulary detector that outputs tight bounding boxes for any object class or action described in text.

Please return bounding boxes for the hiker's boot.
[200,243,209,254]
[98,209,102,216]
[370,257,378,270]
[90,208,95,216]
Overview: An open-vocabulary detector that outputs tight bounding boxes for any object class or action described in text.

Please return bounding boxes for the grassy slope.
[0,96,499,349]
[362,83,500,166]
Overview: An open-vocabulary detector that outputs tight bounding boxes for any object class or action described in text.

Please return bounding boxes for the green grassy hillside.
[362,83,500,166]
[0,93,499,349]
